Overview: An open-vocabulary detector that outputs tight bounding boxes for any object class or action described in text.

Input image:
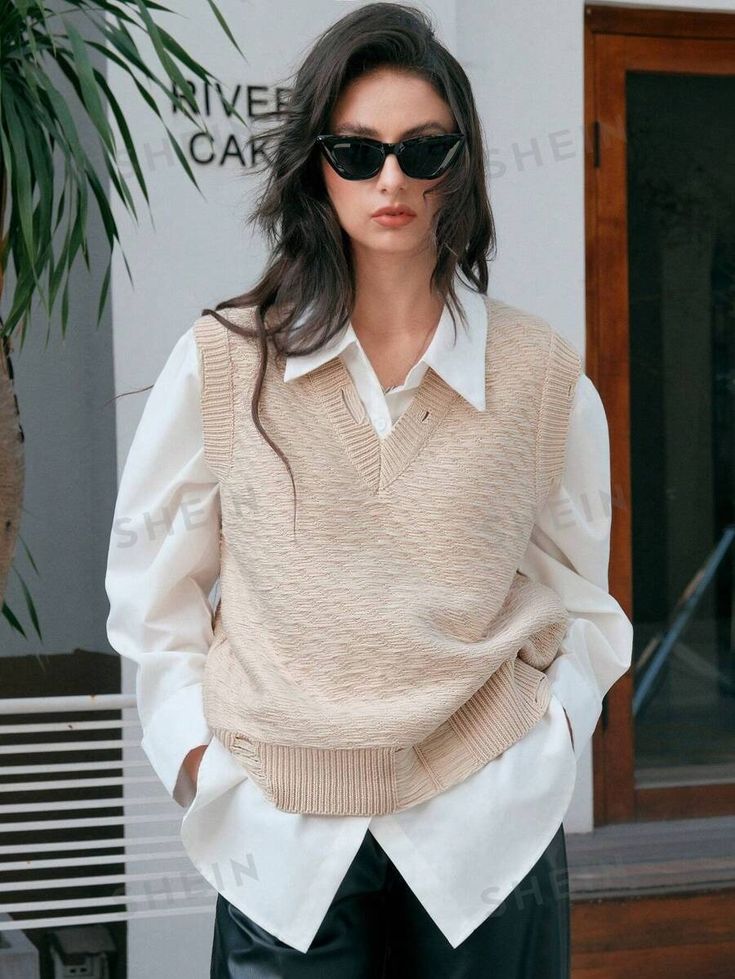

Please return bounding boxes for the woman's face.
[320,68,457,258]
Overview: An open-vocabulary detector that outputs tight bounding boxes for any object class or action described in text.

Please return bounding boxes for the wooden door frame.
[584,3,735,825]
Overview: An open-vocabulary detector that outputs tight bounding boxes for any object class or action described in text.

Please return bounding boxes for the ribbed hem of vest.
[209,657,553,816]
[536,332,582,508]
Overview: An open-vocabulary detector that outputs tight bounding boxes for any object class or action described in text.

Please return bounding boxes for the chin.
[367,238,423,255]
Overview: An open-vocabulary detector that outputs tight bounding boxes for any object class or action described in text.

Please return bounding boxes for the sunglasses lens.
[326,139,383,178]
[319,135,464,180]
[400,136,463,179]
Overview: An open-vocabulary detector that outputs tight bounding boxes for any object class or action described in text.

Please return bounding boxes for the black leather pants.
[210,821,570,978]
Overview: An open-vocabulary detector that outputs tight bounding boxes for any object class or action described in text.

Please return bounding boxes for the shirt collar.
[282,281,487,411]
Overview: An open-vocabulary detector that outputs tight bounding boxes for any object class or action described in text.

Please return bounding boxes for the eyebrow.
[333,121,450,140]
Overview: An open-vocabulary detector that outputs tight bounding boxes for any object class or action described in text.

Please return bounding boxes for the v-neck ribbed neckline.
[306,353,462,494]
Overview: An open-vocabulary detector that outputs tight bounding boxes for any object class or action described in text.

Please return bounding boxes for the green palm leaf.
[0,0,248,645]
[0,0,248,343]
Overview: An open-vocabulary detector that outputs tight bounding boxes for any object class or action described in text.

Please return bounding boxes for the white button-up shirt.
[105,283,633,953]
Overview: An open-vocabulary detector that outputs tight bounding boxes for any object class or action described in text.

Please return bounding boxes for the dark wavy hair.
[201,1,496,533]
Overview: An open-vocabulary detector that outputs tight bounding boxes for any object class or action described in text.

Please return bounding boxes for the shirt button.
[375,417,388,433]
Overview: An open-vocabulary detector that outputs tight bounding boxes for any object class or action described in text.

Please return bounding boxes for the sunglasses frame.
[315,132,466,181]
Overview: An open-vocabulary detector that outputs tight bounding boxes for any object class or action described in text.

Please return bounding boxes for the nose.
[375,151,407,186]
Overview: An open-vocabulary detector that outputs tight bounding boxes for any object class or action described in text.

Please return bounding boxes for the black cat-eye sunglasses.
[315,132,466,181]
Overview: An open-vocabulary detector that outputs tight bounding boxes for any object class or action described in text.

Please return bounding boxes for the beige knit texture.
[193,294,582,815]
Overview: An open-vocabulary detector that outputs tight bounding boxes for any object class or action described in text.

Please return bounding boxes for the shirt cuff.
[545,654,602,761]
[139,683,212,808]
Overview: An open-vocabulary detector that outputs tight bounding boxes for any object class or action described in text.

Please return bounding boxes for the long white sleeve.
[104,328,221,808]
[520,373,634,760]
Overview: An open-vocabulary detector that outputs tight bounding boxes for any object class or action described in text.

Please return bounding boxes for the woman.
[105,3,633,977]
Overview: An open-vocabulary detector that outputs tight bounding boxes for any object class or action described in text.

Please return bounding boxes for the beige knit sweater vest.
[193,294,582,816]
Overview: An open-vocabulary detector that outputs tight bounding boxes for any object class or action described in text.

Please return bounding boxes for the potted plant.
[0,0,246,639]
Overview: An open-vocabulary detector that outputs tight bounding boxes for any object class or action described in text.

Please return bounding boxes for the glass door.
[627,70,735,794]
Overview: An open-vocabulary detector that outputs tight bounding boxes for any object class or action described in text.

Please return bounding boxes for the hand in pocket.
[183,743,209,793]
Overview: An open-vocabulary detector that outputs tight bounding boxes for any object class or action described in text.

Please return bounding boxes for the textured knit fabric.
[193,295,582,816]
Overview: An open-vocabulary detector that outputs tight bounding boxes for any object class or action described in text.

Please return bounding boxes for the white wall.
[108,0,735,973]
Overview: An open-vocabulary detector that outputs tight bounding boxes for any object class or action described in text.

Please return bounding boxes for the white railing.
[0,693,216,931]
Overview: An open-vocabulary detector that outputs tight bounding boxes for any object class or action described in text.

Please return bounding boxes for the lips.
[371,205,416,217]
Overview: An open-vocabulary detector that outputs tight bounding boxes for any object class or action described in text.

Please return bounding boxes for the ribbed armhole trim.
[193,317,234,480]
[535,331,583,511]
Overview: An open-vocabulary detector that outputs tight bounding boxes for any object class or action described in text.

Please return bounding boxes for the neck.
[350,247,442,342]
